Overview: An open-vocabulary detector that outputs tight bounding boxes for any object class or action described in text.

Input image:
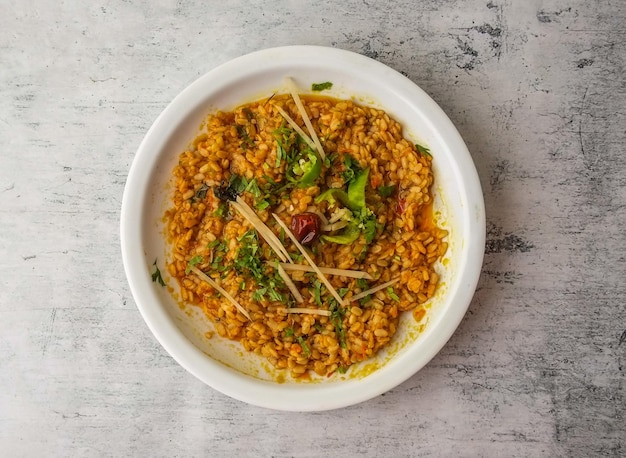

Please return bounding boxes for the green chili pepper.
[317,168,375,245]
[289,151,322,188]
[322,222,361,245]
[315,168,370,211]
[315,188,351,209]
[347,168,369,209]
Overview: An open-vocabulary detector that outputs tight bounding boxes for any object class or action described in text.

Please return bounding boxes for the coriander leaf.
[284,327,295,337]
[377,184,396,198]
[338,287,350,298]
[267,285,286,302]
[252,287,267,301]
[275,142,285,167]
[337,366,347,374]
[192,183,209,202]
[214,201,229,217]
[255,199,270,211]
[356,278,369,290]
[245,178,261,198]
[243,107,254,121]
[214,174,247,201]
[387,286,400,302]
[151,260,166,287]
[341,154,361,184]
[415,143,432,157]
[330,301,347,349]
[185,255,204,275]
[207,239,220,249]
[236,124,254,149]
[297,335,311,356]
[311,81,333,91]
[313,280,323,307]
[362,213,377,244]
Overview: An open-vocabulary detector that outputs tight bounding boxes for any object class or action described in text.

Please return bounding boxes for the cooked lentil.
[165,92,448,378]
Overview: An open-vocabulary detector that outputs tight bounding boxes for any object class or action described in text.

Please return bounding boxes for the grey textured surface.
[1,0,625,456]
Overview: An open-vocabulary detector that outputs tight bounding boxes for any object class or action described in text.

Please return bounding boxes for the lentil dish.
[165,85,448,378]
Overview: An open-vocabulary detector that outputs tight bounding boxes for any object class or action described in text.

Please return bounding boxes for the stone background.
[1,0,624,456]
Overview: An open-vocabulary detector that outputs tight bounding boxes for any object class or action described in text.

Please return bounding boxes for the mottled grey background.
[1,0,624,456]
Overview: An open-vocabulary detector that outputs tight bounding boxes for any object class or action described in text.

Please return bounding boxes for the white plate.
[120,45,485,411]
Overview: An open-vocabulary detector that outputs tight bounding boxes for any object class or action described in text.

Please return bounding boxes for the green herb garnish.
[415,143,432,157]
[377,184,396,198]
[387,286,400,302]
[243,107,254,121]
[207,239,221,249]
[252,287,267,301]
[245,178,262,198]
[185,255,204,275]
[235,124,254,149]
[192,183,210,202]
[338,288,350,298]
[151,260,165,287]
[285,327,295,337]
[214,174,247,202]
[297,335,311,356]
[330,300,347,349]
[311,81,333,91]
[313,280,323,307]
[214,201,229,217]
[255,199,270,211]
[341,154,362,184]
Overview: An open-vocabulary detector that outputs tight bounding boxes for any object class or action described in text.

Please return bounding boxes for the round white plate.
[120,45,485,411]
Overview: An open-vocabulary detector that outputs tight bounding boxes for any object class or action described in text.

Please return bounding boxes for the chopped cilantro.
[337,366,347,374]
[275,142,286,167]
[290,252,304,262]
[415,143,432,157]
[209,240,229,273]
[214,174,247,201]
[235,124,254,149]
[255,199,270,211]
[377,184,396,198]
[362,212,377,244]
[185,255,204,275]
[245,178,261,198]
[279,226,286,244]
[338,287,350,298]
[311,81,333,91]
[151,260,165,287]
[387,286,400,302]
[252,287,267,301]
[297,335,311,356]
[330,300,347,349]
[243,107,254,121]
[214,201,229,217]
[313,280,323,307]
[341,154,361,184]
[192,183,209,202]
[284,327,295,338]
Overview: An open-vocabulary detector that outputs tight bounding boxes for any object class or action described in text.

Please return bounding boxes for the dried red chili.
[290,213,320,246]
